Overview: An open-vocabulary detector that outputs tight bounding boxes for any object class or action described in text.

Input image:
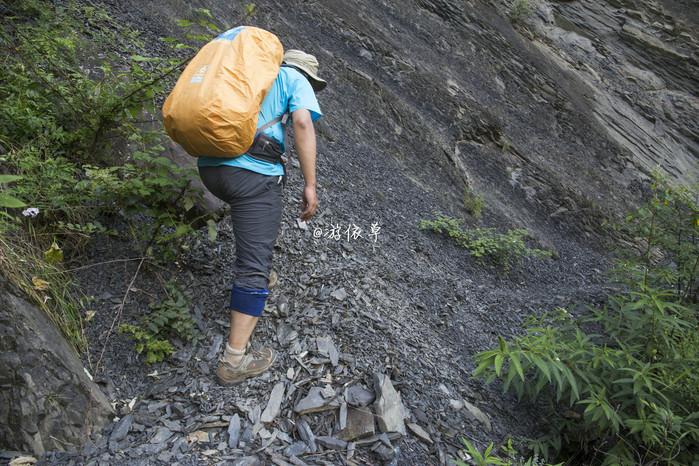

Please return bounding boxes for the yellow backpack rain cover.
[162,26,283,157]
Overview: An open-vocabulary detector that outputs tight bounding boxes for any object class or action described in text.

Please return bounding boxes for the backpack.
[162,26,283,157]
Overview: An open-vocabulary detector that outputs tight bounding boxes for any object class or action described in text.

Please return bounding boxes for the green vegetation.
[456,438,561,466]
[419,215,550,271]
[244,3,257,18]
[473,177,699,465]
[509,0,534,24]
[463,185,485,218]
[119,281,199,364]
[0,0,218,349]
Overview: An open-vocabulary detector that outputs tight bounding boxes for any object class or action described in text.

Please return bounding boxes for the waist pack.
[162,26,283,157]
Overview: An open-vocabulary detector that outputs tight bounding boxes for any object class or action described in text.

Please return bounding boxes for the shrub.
[473,178,699,465]
[118,324,175,365]
[419,215,550,271]
[463,186,485,218]
[509,0,535,24]
[119,281,199,364]
[0,0,215,347]
[455,438,561,466]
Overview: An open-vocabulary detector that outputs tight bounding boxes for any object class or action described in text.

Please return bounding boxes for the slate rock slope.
[0,278,114,455]
[102,0,697,246]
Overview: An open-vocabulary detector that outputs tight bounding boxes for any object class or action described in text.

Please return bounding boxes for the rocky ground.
[30,0,697,464]
[40,159,610,466]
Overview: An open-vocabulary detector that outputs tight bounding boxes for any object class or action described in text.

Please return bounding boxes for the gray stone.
[261,382,285,423]
[330,288,348,301]
[373,443,397,462]
[345,385,375,407]
[339,402,348,430]
[157,450,173,463]
[463,401,492,432]
[110,414,133,443]
[372,374,406,435]
[162,419,182,432]
[227,414,241,448]
[315,436,348,450]
[320,385,335,399]
[378,432,392,447]
[0,278,113,455]
[270,454,294,466]
[449,399,464,411]
[231,456,262,466]
[283,441,308,457]
[206,334,223,361]
[277,323,298,346]
[338,407,375,441]
[150,427,173,444]
[407,423,432,444]
[316,337,339,366]
[359,47,374,60]
[293,387,340,414]
[296,418,317,453]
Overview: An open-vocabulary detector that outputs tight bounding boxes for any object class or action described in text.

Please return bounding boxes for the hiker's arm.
[293,108,318,220]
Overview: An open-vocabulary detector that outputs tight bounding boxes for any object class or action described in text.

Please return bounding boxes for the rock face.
[0,278,113,454]
[517,0,699,187]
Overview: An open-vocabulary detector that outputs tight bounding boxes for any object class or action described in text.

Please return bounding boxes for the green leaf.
[530,355,552,383]
[561,365,580,403]
[494,354,504,377]
[510,351,525,381]
[0,175,22,184]
[44,241,64,264]
[0,193,26,208]
[183,196,194,212]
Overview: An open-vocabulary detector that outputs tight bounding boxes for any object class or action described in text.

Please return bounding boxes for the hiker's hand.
[301,184,318,221]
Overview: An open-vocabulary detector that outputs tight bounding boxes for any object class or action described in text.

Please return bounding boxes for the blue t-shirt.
[197,66,322,176]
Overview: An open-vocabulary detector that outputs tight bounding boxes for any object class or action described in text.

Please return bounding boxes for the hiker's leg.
[228,311,258,350]
[226,171,283,349]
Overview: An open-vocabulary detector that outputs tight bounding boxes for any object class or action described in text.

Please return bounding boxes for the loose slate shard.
[228,414,241,448]
[293,387,340,414]
[261,382,285,423]
[407,423,432,444]
[463,401,492,432]
[330,288,348,301]
[315,336,339,366]
[345,385,375,407]
[373,374,406,435]
[338,407,375,441]
[315,436,348,450]
[283,441,308,457]
[110,414,133,443]
[206,334,223,360]
[296,418,317,453]
[231,456,262,466]
[150,427,173,444]
[277,323,298,346]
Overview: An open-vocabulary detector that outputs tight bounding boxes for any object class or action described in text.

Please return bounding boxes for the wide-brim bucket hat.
[283,49,327,92]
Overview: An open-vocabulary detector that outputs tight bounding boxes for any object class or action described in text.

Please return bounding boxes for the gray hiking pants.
[199,166,282,299]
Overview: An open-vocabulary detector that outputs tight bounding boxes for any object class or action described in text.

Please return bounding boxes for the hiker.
[197,49,326,385]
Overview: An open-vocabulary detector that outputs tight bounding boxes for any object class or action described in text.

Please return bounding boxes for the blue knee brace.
[230,286,270,317]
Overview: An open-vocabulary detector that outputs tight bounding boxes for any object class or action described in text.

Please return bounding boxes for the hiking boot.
[216,347,276,385]
[268,269,278,289]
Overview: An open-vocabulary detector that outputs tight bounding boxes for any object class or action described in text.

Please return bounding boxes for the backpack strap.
[255,112,289,136]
